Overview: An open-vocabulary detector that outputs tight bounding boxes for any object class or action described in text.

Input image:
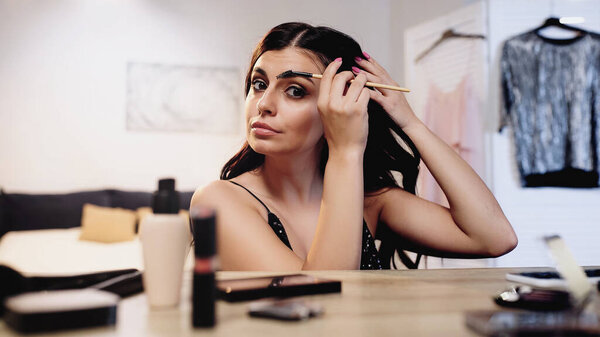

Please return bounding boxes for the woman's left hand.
[353,53,419,130]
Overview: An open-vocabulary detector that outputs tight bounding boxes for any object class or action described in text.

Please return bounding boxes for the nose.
[257,87,276,116]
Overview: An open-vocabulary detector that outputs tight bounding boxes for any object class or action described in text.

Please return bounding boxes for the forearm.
[404,120,516,254]
[351,52,515,256]
[303,151,364,270]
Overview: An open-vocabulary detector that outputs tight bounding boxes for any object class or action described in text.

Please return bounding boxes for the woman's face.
[245,47,325,157]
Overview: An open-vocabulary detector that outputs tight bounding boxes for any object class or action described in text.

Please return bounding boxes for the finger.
[329,71,356,101]
[354,56,383,77]
[319,58,343,100]
[357,87,371,108]
[353,67,396,97]
[345,72,368,102]
[352,67,381,87]
[355,54,397,85]
[368,86,386,107]
[359,52,386,75]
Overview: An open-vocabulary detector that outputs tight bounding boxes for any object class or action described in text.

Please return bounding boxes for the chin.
[252,147,285,157]
[249,143,294,158]
[248,141,277,156]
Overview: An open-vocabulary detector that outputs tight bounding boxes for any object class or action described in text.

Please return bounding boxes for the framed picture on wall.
[126,62,241,133]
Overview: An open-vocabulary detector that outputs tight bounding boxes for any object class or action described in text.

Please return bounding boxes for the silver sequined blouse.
[501,31,600,187]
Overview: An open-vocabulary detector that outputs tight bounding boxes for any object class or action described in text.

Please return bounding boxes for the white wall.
[0,0,392,193]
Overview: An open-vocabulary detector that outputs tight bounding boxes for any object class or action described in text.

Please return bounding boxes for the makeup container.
[139,178,191,308]
[190,206,217,328]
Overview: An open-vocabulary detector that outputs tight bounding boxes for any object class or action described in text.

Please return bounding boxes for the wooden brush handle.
[362,81,410,92]
[310,74,410,92]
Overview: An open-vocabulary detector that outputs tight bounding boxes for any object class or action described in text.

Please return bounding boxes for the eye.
[285,85,306,98]
[251,79,267,91]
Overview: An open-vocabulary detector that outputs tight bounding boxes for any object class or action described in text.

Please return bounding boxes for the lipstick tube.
[190,206,217,328]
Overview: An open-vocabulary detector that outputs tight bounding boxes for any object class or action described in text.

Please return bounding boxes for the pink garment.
[418,76,484,206]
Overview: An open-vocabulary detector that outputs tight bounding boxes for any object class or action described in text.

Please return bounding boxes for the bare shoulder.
[190,178,303,270]
[191,179,255,214]
[191,180,233,207]
[190,180,224,211]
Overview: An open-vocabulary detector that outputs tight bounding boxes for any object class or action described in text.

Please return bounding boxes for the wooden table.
[0,267,593,336]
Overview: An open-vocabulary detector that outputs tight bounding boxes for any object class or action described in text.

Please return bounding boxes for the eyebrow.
[275,70,315,84]
[253,67,267,77]
[252,67,314,84]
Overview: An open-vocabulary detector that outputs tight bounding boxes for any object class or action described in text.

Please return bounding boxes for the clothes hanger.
[534,17,588,35]
[415,28,485,63]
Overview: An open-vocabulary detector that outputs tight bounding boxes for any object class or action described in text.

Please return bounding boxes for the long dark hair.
[221,22,422,269]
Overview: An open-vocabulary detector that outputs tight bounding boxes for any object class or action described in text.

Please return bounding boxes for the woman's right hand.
[317,58,373,156]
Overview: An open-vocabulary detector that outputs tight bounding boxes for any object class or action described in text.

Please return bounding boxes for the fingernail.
[334,57,342,62]
[352,66,360,73]
[362,51,371,59]
[354,56,362,62]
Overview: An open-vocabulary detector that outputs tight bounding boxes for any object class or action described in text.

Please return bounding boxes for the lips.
[251,121,280,134]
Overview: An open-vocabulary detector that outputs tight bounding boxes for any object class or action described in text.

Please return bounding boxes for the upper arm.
[191,181,304,271]
[374,188,489,258]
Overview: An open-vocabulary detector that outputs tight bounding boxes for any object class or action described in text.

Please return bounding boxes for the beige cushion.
[79,204,136,243]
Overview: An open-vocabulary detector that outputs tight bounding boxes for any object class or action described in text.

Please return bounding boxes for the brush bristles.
[276,70,313,79]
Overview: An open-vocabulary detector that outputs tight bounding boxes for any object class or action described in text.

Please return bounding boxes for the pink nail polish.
[352,66,360,73]
[362,51,371,59]
[354,56,362,62]
[334,57,342,62]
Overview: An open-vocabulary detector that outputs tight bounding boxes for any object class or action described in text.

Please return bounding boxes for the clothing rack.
[415,28,485,63]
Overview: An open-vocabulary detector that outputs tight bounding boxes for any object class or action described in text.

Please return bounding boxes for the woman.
[191,22,517,271]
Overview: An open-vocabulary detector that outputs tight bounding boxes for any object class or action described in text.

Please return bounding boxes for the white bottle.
[139,178,191,308]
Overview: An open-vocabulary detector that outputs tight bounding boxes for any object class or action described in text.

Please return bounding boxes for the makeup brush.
[277,70,410,92]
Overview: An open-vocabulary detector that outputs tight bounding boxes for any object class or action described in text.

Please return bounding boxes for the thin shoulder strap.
[228,181,292,250]
[228,180,272,213]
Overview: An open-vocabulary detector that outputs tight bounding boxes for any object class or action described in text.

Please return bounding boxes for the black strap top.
[229,181,383,270]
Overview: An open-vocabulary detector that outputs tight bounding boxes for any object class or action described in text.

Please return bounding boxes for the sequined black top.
[229,181,383,270]
[500,31,600,187]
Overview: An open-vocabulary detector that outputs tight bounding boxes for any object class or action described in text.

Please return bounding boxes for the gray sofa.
[0,189,194,238]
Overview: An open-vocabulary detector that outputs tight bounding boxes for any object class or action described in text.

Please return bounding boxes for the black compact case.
[217,274,342,302]
[3,289,118,333]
